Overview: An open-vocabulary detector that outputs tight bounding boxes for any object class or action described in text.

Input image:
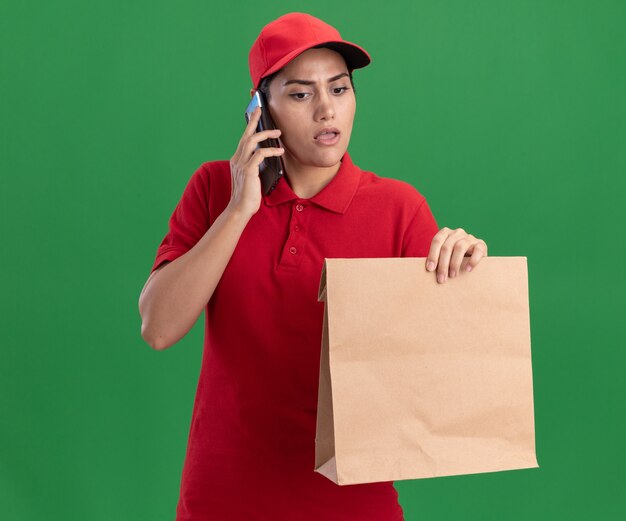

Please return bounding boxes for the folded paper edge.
[318,258,328,302]
[314,455,338,484]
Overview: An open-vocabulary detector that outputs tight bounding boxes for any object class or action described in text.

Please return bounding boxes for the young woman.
[139,12,488,521]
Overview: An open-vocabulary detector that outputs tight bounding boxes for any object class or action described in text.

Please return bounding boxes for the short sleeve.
[401,198,439,258]
[150,164,210,273]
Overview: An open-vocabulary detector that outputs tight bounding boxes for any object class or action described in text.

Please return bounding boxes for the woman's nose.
[315,92,335,121]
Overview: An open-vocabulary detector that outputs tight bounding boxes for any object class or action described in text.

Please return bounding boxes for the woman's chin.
[282,142,347,171]
[305,146,346,167]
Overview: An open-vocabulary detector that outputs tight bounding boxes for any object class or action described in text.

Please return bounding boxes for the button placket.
[278,200,310,270]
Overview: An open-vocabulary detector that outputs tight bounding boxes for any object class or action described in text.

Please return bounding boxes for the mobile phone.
[244,91,284,195]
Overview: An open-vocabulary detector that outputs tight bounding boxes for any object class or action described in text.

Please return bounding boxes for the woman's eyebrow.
[282,72,349,87]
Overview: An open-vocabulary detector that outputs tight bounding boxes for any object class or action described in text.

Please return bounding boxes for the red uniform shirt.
[151,151,439,520]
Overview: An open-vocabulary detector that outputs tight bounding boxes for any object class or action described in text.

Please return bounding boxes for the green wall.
[1,0,624,519]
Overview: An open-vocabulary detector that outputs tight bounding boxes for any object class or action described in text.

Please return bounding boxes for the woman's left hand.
[425,227,488,284]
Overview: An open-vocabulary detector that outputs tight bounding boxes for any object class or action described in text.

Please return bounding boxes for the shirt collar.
[262,150,361,214]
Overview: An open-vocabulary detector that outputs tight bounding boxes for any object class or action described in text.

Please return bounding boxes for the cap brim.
[257,40,371,88]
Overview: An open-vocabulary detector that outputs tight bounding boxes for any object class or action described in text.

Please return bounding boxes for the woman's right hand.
[227,106,285,218]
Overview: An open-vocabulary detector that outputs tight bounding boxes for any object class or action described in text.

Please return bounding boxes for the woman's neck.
[282,155,342,199]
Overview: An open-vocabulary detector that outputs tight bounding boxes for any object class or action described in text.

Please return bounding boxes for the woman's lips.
[314,131,340,146]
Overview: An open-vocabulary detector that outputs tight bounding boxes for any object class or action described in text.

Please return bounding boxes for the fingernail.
[427,261,435,271]
[450,270,456,278]
[466,265,473,272]
[437,274,445,283]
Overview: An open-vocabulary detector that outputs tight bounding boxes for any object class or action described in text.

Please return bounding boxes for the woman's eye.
[289,87,349,101]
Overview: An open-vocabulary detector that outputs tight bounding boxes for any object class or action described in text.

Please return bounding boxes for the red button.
[294,225,300,231]
[295,204,304,212]
[289,246,297,254]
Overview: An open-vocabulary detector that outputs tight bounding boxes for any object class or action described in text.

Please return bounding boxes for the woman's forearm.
[138,204,252,351]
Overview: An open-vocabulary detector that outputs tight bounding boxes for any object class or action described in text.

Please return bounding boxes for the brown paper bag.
[314,257,538,485]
